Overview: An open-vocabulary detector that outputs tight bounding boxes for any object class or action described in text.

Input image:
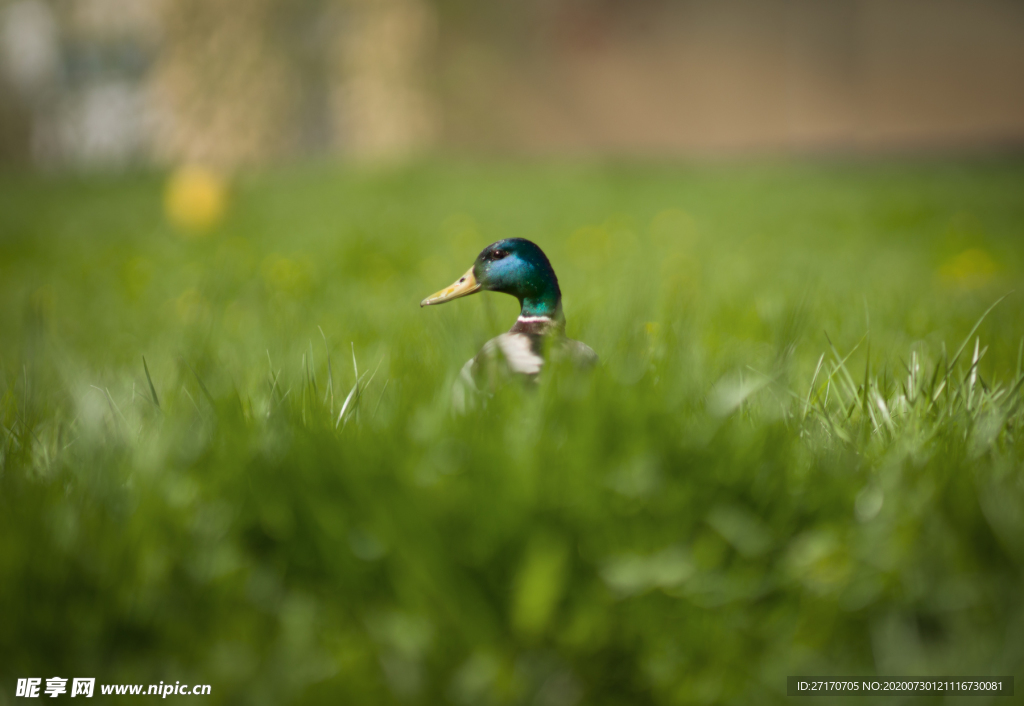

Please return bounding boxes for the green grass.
[1,161,1023,705]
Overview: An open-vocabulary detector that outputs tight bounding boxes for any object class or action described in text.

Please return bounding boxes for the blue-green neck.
[519,292,563,320]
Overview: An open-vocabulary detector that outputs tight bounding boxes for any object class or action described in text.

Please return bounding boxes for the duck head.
[420,238,563,319]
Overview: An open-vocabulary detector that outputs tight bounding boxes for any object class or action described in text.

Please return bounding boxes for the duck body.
[463,313,597,389]
[421,238,597,389]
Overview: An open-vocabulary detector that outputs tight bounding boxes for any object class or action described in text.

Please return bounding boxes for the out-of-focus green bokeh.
[1,162,1024,704]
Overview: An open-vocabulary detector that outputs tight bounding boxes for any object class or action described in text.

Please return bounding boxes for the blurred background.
[3,2,1024,704]
[1,0,1024,169]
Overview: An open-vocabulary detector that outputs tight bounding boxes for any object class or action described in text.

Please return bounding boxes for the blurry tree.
[332,0,438,161]
[0,0,59,164]
[149,0,300,167]
[150,0,437,167]
[0,70,33,164]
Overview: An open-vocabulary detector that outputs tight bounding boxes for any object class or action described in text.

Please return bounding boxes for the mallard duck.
[421,238,597,392]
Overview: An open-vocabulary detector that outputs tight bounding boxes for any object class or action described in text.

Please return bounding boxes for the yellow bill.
[420,267,481,307]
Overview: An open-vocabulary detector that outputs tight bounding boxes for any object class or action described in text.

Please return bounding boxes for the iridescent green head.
[421,238,563,319]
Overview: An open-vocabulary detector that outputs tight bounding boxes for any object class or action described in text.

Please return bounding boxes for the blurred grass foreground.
[1,162,1024,704]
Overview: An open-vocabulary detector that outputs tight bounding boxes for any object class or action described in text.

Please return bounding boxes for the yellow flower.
[938,248,997,288]
[164,166,228,234]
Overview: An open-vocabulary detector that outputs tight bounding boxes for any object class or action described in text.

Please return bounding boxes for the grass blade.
[319,326,334,415]
[142,356,160,411]
[947,293,1010,373]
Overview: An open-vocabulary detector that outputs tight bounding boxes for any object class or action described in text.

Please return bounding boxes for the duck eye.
[490,250,508,261]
